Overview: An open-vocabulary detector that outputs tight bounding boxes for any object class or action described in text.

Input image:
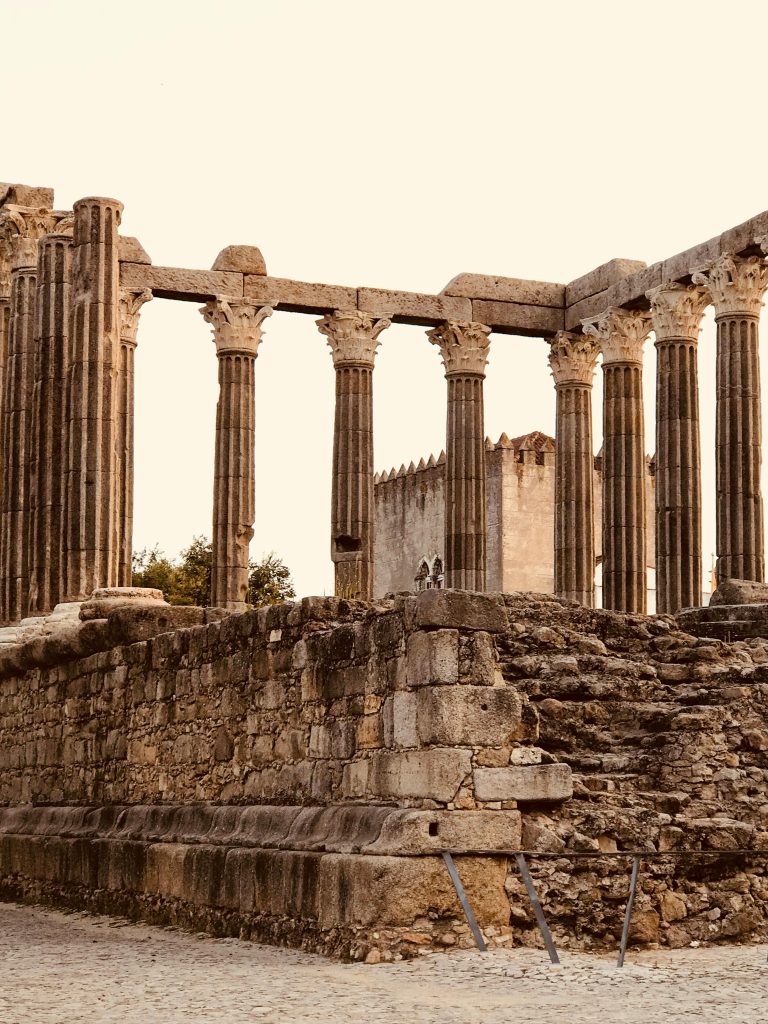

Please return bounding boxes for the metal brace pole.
[514,853,560,965]
[617,855,641,968]
[441,851,486,952]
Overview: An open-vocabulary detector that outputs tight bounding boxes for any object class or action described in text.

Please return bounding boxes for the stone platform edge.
[0,804,511,960]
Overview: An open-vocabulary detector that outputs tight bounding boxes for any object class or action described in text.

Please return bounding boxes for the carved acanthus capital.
[317,310,391,367]
[647,283,709,342]
[548,331,600,387]
[119,288,153,347]
[691,254,768,318]
[202,298,273,357]
[0,205,56,295]
[428,320,491,377]
[582,307,651,365]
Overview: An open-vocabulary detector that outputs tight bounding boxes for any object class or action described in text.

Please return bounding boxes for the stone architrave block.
[244,276,357,312]
[473,763,573,804]
[368,749,472,802]
[471,299,563,337]
[416,685,523,746]
[356,287,471,324]
[413,590,508,633]
[119,263,243,302]
[405,629,459,686]
[442,273,565,308]
[565,258,647,307]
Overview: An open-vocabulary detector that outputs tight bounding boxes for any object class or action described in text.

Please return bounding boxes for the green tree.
[132,538,295,608]
[248,551,296,607]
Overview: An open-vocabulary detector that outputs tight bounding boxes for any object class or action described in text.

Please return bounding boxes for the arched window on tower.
[414,560,430,592]
[429,557,444,589]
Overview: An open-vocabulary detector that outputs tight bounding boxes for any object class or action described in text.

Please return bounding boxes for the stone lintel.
[118,236,152,265]
[358,287,471,324]
[565,258,648,307]
[471,298,564,337]
[120,263,243,302]
[245,275,357,313]
[565,208,768,329]
[441,273,565,308]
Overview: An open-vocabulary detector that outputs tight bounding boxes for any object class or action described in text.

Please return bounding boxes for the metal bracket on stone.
[441,851,486,952]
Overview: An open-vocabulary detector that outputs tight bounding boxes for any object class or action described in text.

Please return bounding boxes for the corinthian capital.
[548,331,600,387]
[582,307,650,365]
[647,283,709,342]
[691,254,768,318]
[119,288,153,347]
[0,205,57,297]
[428,320,491,377]
[317,310,391,367]
[201,298,273,357]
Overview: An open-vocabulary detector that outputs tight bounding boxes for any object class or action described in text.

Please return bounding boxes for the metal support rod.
[514,853,560,965]
[441,851,486,952]
[617,855,641,968]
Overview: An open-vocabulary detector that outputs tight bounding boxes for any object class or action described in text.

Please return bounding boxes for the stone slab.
[357,287,471,324]
[118,236,151,265]
[471,299,564,337]
[412,590,508,633]
[565,258,647,307]
[367,748,472,802]
[212,245,266,275]
[710,579,768,606]
[416,685,523,746]
[120,263,243,301]
[244,275,356,312]
[442,273,564,308]
[473,763,573,803]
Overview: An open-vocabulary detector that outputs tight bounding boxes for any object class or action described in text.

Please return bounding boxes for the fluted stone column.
[583,309,651,613]
[65,197,123,600]
[428,320,491,591]
[647,284,709,612]
[692,255,768,583]
[317,311,391,601]
[28,231,74,614]
[117,288,152,587]
[548,331,600,606]
[0,240,38,621]
[202,299,273,610]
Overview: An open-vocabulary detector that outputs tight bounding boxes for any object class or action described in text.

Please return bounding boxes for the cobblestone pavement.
[0,903,767,1023]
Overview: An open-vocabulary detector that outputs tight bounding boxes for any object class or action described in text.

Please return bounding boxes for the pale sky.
[3,0,768,597]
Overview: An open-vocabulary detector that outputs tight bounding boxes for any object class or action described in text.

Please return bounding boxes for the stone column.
[0,240,38,621]
[548,331,600,606]
[65,197,124,600]
[202,298,273,610]
[647,283,709,612]
[692,255,768,583]
[428,320,491,592]
[28,231,74,615]
[117,288,152,587]
[317,310,391,601]
[583,308,651,613]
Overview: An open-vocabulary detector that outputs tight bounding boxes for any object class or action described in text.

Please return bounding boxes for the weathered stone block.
[471,299,563,337]
[710,578,768,606]
[416,685,523,746]
[245,276,356,312]
[212,245,266,275]
[357,287,471,324]
[365,808,521,854]
[412,590,507,633]
[442,273,564,308]
[406,629,459,686]
[473,763,572,803]
[368,749,472,802]
[120,263,243,301]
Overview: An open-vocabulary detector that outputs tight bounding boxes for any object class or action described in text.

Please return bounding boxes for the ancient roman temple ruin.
[0,181,767,959]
